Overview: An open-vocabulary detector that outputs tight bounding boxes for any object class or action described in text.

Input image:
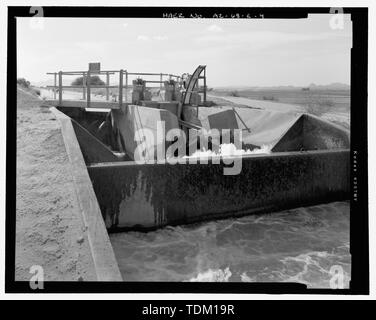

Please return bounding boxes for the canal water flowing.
[110,201,350,288]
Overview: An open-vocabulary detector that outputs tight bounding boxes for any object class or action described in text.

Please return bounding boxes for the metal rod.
[47,85,119,89]
[47,71,180,77]
[119,69,123,108]
[47,71,117,75]
[58,71,62,106]
[143,80,168,84]
[53,73,57,100]
[106,72,110,101]
[232,107,251,133]
[125,70,128,104]
[203,67,207,103]
[178,119,203,130]
[87,71,91,108]
[126,72,180,77]
[82,72,86,100]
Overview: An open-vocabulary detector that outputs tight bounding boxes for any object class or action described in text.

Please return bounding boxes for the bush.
[229,90,239,97]
[71,75,105,86]
[34,88,41,96]
[317,99,334,107]
[17,78,30,88]
[262,95,278,101]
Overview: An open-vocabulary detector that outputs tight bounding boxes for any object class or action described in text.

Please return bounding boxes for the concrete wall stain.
[88,150,349,231]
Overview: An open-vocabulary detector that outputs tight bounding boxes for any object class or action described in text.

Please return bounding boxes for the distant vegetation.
[262,95,278,101]
[17,78,40,96]
[17,78,31,88]
[229,90,239,97]
[211,86,349,116]
[71,75,105,86]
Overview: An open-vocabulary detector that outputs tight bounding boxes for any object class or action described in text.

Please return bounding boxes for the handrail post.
[53,72,57,100]
[203,67,207,103]
[125,70,128,104]
[82,72,86,100]
[160,73,162,90]
[87,70,91,108]
[119,69,123,110]
[58,71,62,106]
[106,71,110,101]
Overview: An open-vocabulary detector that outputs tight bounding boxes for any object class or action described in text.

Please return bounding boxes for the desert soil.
[210,95,350,128]
[16,87,97,281]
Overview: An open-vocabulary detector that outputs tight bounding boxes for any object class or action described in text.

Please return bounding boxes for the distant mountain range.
[213,83,350,91]
[306,83,350,90]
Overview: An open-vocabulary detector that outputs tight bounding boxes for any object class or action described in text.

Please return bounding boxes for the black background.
[6,6,369,295]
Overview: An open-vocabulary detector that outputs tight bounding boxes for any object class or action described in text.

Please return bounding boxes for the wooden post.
[160,73,162,90]
[106,72,110,101]
[82,72,86,100]
[119,69,123,110]
[53,73,57,100]
[87,71,91,108]
[58,71,62,106]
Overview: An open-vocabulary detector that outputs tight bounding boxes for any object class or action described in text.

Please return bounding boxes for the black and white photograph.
[3,3,371,300]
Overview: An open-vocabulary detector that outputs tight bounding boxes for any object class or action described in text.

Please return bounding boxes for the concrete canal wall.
[87,149,350,231]
[50,107,123,280]
[53,106,350,233]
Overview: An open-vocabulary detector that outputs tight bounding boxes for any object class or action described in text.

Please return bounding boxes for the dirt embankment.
[16,88,96,281]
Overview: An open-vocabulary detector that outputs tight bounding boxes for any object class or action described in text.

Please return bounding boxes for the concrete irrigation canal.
[43,64,350,280]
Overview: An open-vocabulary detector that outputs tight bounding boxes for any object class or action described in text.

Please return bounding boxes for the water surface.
[110,201,350,288]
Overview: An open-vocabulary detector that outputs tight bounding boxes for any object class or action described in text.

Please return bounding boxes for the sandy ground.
[16,87,97,281]
[210,94,350,128]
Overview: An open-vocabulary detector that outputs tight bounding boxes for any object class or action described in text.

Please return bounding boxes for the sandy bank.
[16,88,97,281]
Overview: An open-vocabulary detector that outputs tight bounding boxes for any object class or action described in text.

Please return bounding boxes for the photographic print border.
[5,6,369,294]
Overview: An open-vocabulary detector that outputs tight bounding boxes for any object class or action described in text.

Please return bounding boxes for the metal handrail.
[45,67,207,110]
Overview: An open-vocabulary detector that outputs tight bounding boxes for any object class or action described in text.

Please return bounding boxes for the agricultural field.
[211,88,350,116]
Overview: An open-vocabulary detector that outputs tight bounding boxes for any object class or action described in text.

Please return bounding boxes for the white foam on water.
[110,201,350,287]
[188,267,232,282]
[240,249,351,288]
[183,143,272,159]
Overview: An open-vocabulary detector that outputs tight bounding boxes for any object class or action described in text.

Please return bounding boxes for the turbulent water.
[110,201,350,288]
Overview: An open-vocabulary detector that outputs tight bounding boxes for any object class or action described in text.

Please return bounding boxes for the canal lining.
[51,107,122,281]
[52,106,350,232]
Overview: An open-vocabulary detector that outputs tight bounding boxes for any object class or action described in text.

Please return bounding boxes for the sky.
[17,15,352,87]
